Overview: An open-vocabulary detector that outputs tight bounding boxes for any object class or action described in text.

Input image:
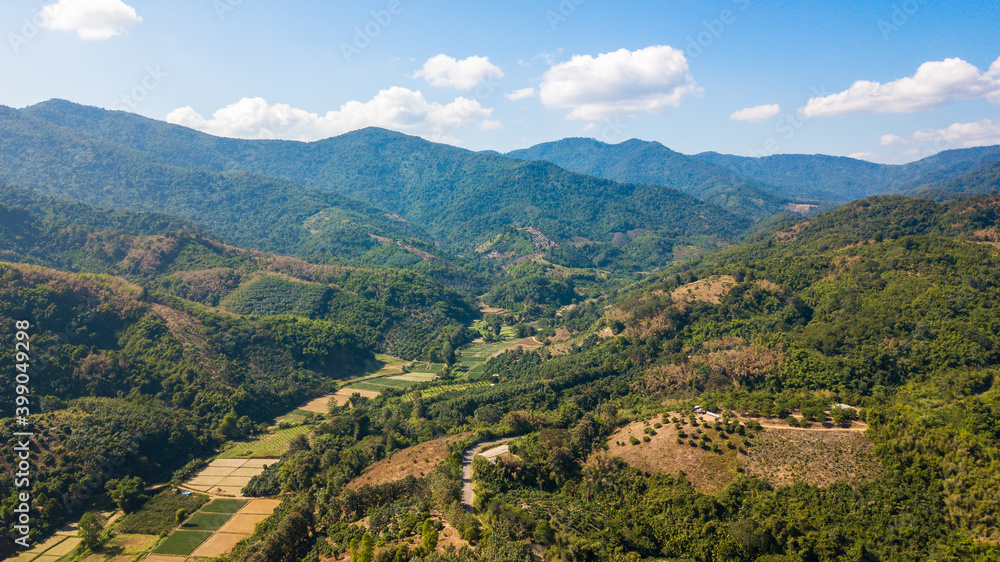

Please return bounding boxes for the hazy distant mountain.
[694,146,1000,202]
[506,137,797,219]
[16,100,751,270]
[911,158,1000,201]
[0,103,425,260]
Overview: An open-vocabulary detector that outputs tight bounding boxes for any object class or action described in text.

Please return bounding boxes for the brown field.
[330,387,381,406]
[43,536,80,556]
[608,412,879,493]
[297,394,337,413]
[183,458,271,497]
[216,513,271,534]
[606,419,739,493]
[742,427,881,487]
[240,499,283,514]
[190,532,247,558]
[77,534,157,562]
[136,556,184,562]
[347,433,472,489]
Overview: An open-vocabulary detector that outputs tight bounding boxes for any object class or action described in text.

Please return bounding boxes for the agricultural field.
[216,425,310,459]
[606,415,742,493]
[117,491,209,535]
[742,427,882,487]
[607,412,880,493]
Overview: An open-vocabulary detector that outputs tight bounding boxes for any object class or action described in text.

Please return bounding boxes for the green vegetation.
[116,491,208,535]
[152,530,213,555]
[5,100,1000,561]
[181,511,235,531]
[202,499,249,514]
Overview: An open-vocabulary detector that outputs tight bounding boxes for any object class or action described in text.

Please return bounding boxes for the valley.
[1,102,1000,561]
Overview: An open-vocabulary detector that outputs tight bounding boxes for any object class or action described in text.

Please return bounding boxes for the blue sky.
[2,0,998,162]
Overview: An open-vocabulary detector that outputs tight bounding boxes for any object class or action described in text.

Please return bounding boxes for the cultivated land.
[607,412,878,493]
[216,425,310,459]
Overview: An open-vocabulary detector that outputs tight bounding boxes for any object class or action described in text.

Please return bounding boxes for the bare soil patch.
[348,433,472,489]
[190,532,248,558]
[670,275,736,308]
[742,427,881,487]
[240,499,283,515]
[297,394,336,413]
[216,513,271,534]
[330,387,381,406]
[606,419,738,493]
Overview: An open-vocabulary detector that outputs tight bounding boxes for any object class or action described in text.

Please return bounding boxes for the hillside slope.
[507,137,796,218]
[17,100,752,270]
[696,145,1000,201]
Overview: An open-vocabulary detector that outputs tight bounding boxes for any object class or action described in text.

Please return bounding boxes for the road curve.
[460,437,515,511]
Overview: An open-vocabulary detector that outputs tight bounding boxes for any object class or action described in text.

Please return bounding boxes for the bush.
[629,436,640,446]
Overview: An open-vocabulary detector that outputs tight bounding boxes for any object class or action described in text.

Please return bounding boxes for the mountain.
[0,184,476,358]
[911,158,1000,201]
[0,104,433,263]
[695,145,1000,201]
[16,100,752,271]
[506,137,798,219]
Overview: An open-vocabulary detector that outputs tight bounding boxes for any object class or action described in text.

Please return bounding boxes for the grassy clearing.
[202,499,248,514]
[76,533,158,561]
[116,490,208,535]
[217,424,310,459]
[180,511,233,531]
[152,530,213,556]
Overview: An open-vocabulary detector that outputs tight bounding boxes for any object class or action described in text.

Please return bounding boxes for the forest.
[2,100,1000,561]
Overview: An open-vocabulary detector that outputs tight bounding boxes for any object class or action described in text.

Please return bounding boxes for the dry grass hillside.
[606,412,880,493]
[347,433,472,489]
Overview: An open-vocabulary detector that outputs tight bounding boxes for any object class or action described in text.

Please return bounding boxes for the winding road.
[460,438,516,511]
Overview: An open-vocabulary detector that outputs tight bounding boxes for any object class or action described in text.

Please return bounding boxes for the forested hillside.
[126,193,999,562]
[507,137,795,218]
[696,145,1000,202]
[913,158,1000,201]
[0,107,433,262]
[0,262,372,554]
[14,101,751,271]
[0,186,476,358]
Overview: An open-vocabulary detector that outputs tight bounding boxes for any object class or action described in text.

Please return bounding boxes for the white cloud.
[880,118,1000,148]
[848,152,879,161]
[165,88,493,144]
[40,0,142,40]
[413,55,504,90]
[539,45,702,120]
[730,104,781,122]
[479,119,503,131]
[505,88,536,101]
[801,57,1000,117]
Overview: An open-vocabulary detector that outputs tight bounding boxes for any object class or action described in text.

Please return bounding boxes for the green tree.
[421,518,439,551]
[106,475,148,514]
[78,512,105,550]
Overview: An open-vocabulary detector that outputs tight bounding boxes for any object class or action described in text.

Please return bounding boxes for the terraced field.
[217,425,310,459]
